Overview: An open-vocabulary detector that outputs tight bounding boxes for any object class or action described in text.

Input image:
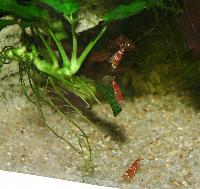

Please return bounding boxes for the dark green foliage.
[0,0,45,20]
[104,0,181,22]
[104,0,147,22]
[40,0,79,15]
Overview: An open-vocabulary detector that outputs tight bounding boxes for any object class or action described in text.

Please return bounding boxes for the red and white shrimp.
[109,41,132,69]
[111,78,124,104]
[109,46,126,69]
[122,158,141,181]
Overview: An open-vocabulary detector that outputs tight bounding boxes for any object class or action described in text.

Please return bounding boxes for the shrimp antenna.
[134,28,154,43]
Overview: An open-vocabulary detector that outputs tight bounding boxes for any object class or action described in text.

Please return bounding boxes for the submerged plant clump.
[0,0,182,175]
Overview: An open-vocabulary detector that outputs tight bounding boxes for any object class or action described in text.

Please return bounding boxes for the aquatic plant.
[0,0,181,175]
[104,0,181,22]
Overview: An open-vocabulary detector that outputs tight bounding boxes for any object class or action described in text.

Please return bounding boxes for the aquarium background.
[0,0,200,188]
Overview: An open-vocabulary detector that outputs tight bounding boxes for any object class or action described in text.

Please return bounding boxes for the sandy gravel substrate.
[0,67,199,189]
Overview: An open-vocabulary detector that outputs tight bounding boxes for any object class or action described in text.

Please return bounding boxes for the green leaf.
[0,19,17,30]
[104,0,148,22]
[96,83,122,117]
[104,0,182,22]
[0,0,45,20]
[40,0,79,15]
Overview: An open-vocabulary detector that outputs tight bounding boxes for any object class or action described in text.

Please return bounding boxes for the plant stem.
[35,28,59,69]
[78,26,107,64]
[71,26,107,75]
[68,14,77,64]
[48,29,71,68]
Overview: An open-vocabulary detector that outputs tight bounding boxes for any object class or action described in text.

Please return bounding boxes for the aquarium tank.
[0,0,200,188]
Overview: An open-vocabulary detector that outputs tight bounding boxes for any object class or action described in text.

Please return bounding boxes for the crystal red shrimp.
[109,40,132,69]
[109,46,126,69]
[122,158,141,181]
[111,78,124,104]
